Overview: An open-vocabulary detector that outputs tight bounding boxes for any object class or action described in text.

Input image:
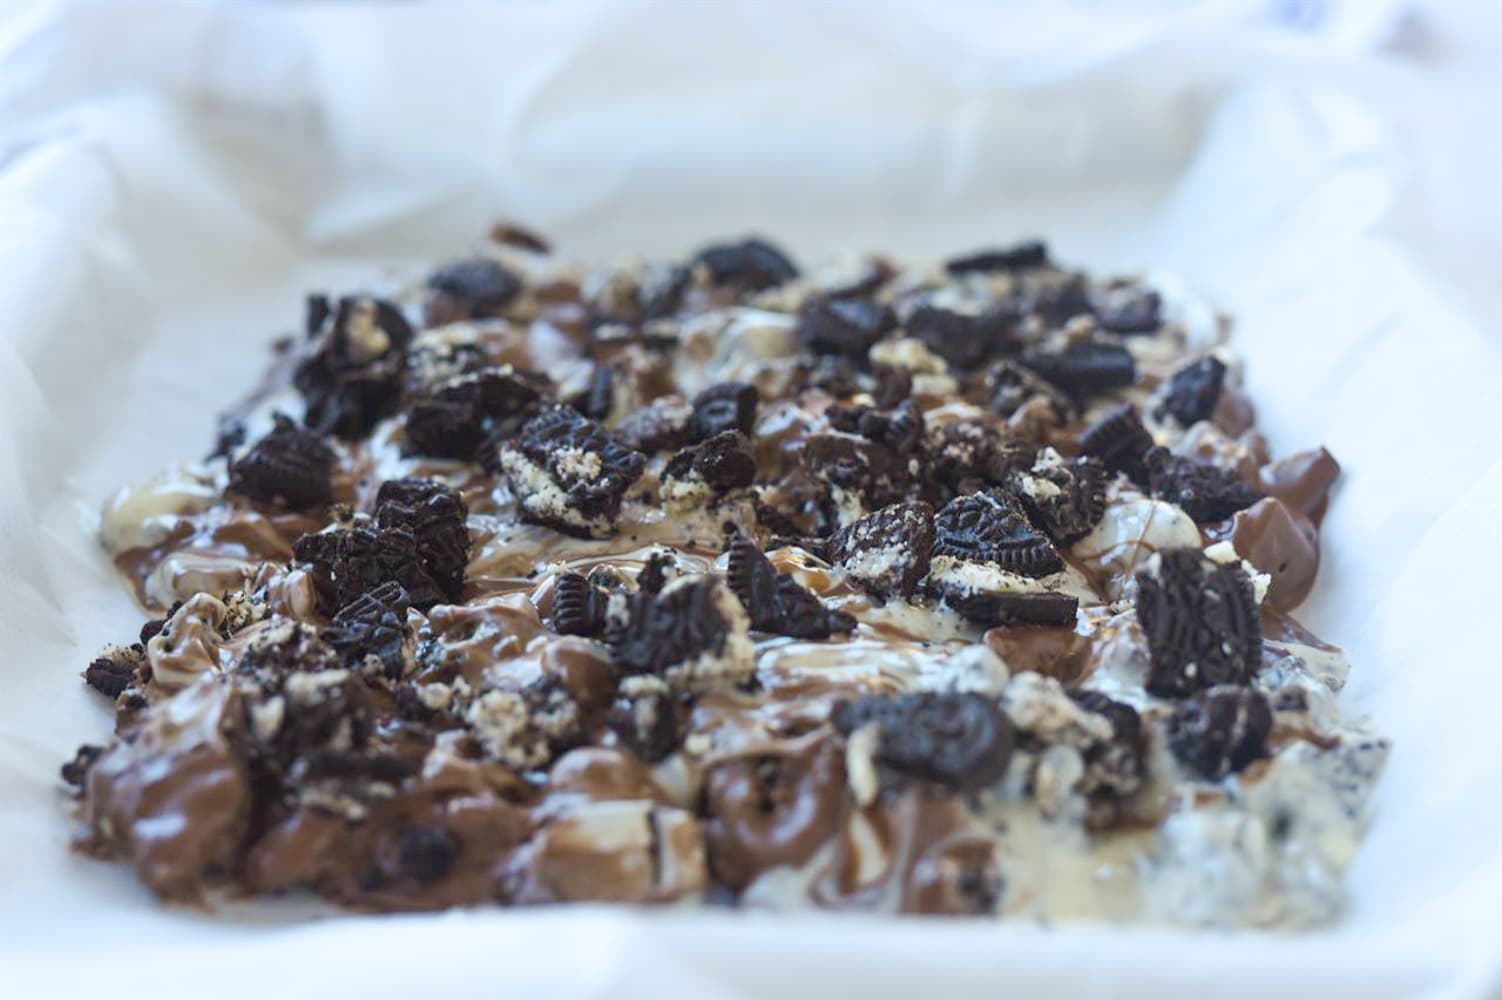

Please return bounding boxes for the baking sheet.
[2,0,1500,995]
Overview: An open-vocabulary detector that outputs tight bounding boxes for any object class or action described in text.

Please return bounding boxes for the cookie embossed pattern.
[65,233,1385,926]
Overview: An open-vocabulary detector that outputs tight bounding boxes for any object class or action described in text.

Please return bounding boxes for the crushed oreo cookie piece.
[635,552,674,596]
[987,360,1073,420]
[83,647,141,699]
[1159,356,1227,428]
[327,581,412,680]
[617,396,695,453]
[640,264,691,320]
[611,578,751,691]
[1166,685,1273,780]
[905,305,1020,370]
[374,478,470,603]
[425,257,523,323]
[694,237,799,291]
[826,399,925,456]
[1018,341,1136,399]
[1008,451,1108,545]
[295,296,413,439]
[798,297,897,359]
[690,382,758,441]
[829,500,935,598]
[725,538,855,639]
[1136,548,1262,697]
[1076,403,1154,483]
[227,416,335,509]
[499,405,647,538]
[944,240,1049,275]
[920,422,1033,501]
[405,366,552,460]
[664,431,758,497]
[932,492,1062,577]
[552,572,610,638]
[1145,447,1263,523]
[833,691,1014,792]
[607,679,686,764]
[799,432,912,513]
[571,364,616,422]
[61,744,104,789]
[1096,285,1161,335]
[294,525,447,613]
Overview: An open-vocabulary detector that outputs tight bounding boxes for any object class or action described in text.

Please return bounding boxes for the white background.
[0,1,1499,996]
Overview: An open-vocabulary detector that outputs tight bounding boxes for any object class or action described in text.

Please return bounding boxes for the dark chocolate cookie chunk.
[833,692,1015,792]
[424,257,523,323]
[294,525,447,613]
[1027,273,1094,326]
[1145,447,1263,523]
[607,681,686,764]
[828,500,935,598]
[1070,689,1148,800]
[1136,548,1262,698]
[640,264,691,320]
[663,431,758,496]
[326,581,412,680]
[374,478,470,604]
[826,398,925,455]
[905,305,1020,370]
[798,297,897,359]
[228,416,336,509]
[1095,284,1161,335]
[987,360,1073,420]
[799,432,912,512]
[1159,356,1226,428]
[932,492,1062,577]
[635,551,675,596]
[499,405,647,538]
[552,572,610,638]
[1018,341,1136,399]
[944,240,1050,274]
[295,296,413,439]
[83,647,142,699]
[405,366,552,460]
[725,539,856,639]
[1165,685,1273,780]
[570,364,616,422]
[1076,403,1155,484]
[690,382,758,441]
[920,421,1033,501]
[1008,452,1108,545]
[616,396,695,453]
[694,237,799,291]
[611,577,742,677]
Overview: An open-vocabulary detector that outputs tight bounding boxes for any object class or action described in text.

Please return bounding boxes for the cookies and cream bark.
[65,232,1384,925]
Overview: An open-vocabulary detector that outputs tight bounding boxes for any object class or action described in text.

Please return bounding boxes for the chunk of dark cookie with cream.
[828,500,935,598]
[1007,448,1108,546]
[926,492,1078,627]
[610,576,755,694]
[661,431,757,509]
[1145,447,1263,523]
[1165,685,1273,780]
[498,405,647,538]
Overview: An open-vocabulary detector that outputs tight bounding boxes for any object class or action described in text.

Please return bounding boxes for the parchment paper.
[2,1,1500,996]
